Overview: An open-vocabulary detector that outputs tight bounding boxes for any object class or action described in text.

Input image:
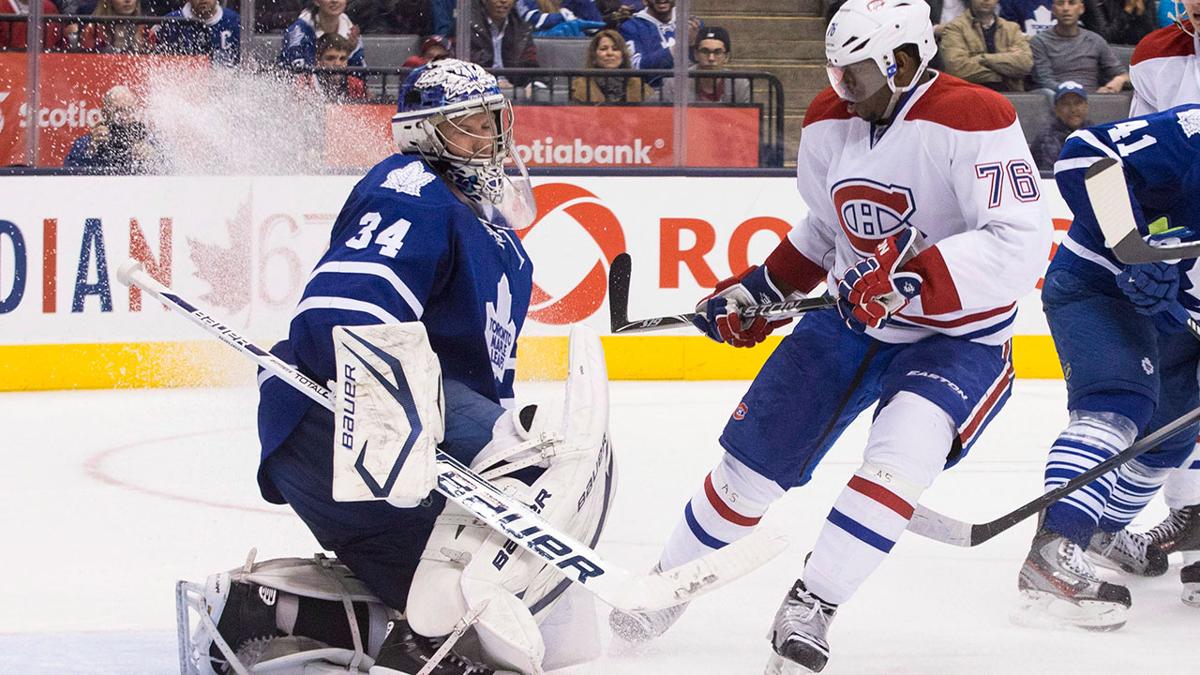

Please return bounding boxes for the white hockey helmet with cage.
[825,0,936,102]
[392,59,533,226]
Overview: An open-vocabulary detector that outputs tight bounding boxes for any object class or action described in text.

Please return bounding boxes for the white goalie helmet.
[392,58,535,228]
[825,0,936,103]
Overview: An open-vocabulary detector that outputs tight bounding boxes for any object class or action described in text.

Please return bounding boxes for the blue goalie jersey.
[256,154,533,500]
[1053,104,1200,292]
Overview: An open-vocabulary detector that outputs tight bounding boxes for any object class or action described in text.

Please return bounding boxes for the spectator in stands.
[660,25,750,102]
[518,0,604,35]
[77,0,153,53]
[154,0,241,65]
[1032,80,1090,169]
[279,0,365,68]
[64,85,158,173]
[311,32,368,100]
[1157,0,1180,25]
[571,28,648,102]
[0,0,64,51]
[940,0,1033,91]
[619,0,699,72]
[1030,0,1128,91]
[402,33,449,67]
[1091,0,1157,43]
[934,0,970,36]
[346,0,430,35]
[1000,0,1055,34]
[469,0,538,84]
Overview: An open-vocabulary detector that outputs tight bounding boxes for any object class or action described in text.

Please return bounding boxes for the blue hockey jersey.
[1053,104,1200,302]
[278,10,365,68]
[256,154,533,501]
[156,5,241,67]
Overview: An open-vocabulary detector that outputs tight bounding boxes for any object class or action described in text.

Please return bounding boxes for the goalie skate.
[1015,529,1131,631]
[763,579,837,674]
[1086,529,1168,577]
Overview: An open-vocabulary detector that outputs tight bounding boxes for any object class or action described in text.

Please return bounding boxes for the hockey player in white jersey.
[1109,0,1200,586]
[608,0,1050,672]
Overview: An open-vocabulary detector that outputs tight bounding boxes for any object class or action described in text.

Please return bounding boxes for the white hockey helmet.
[825,0,936,102]
[392,58,531,219]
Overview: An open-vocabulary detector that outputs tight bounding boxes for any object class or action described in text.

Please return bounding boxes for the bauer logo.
[515,183,626,324]
[830,178,916,256]
[733,402,749,420]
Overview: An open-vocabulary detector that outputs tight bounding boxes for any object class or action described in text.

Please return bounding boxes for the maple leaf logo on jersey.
[188,195,252,314]
[381,163,436,197]
[1177,109,1200,138]
[485,275,516,381]
[830,178,916,256]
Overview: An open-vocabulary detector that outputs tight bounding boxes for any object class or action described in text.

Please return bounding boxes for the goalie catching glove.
[836,229,924,332]
[691,265,791,347]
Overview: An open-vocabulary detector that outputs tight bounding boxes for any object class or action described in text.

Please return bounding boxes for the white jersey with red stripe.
[790,72,1051,346]
[1129,21,1200,116]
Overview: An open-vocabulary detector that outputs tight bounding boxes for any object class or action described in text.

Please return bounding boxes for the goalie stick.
[1087,157,1200,264]
[117,260,787,613]
[608,252,835,334]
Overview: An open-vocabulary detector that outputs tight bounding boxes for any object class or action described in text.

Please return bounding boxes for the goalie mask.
[392,59,535,229]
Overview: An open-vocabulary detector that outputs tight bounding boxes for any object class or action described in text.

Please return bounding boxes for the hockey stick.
[1087,157,1200,263]
[909,306,1200,547]
[117,261,787,612]
[607,252,835,334]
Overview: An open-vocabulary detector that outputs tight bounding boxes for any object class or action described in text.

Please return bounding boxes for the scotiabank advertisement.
[0,175,1071,389]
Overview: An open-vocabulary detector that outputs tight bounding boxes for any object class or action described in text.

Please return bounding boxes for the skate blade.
[1183,585,1200,608]
[765,652,822,674]
[1011,590,1127,632]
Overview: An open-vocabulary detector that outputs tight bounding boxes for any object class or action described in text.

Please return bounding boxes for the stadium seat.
[533,36,589,69]
[1112,45,1135,71]
[1087,92,1134,125]
[247,34,419,69]
[1006,91,1055,144]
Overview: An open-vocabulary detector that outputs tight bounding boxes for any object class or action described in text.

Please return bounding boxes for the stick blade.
[1084,158,1138,257]
[907,505,975,547]
[602,528,789,612]
[608,252,632,332]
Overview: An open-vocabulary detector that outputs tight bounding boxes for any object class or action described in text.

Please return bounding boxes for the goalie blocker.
[179,325,617,675]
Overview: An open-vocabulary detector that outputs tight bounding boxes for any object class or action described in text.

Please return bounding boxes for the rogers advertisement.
[2,54,763,168]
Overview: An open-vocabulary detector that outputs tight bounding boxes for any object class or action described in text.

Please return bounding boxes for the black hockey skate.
[1016,528,1131,631]
[372,619,496,675]
[1087,528,1168,576]
[1141,504,1200,555]
[204,575,286,673]
[1182,561,1200,608]
[764,579,838,674]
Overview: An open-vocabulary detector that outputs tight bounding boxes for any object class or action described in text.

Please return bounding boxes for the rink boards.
[0,175,1071,390]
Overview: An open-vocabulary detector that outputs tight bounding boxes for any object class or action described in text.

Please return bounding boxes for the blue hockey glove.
[1116,261,1181,316]
[836,230,923,333]
[691,265,790,348]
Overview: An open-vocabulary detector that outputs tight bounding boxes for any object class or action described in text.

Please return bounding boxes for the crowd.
[0,0,1188,171]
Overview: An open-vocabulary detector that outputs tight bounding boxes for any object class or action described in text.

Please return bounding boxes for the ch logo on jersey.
[831,178,916,256]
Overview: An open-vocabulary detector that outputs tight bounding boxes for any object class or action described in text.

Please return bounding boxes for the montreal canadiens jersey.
[256,154,533,494]
[1129,22,1200,116]
[790,72,1051,345]
[1052,104,1200,312]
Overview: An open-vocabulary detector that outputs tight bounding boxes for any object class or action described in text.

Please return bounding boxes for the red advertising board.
[1,53,763,168]
[326,103,762,168]
[0,53,206,167]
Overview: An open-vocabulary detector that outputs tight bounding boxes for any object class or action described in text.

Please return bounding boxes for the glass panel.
[0,13,31,168]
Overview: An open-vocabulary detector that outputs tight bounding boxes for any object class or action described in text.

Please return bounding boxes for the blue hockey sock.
[1098,459,1169,532]
[1042,412,1137,548]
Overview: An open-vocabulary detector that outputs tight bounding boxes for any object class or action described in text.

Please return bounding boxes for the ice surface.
[1,381,1195,674]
